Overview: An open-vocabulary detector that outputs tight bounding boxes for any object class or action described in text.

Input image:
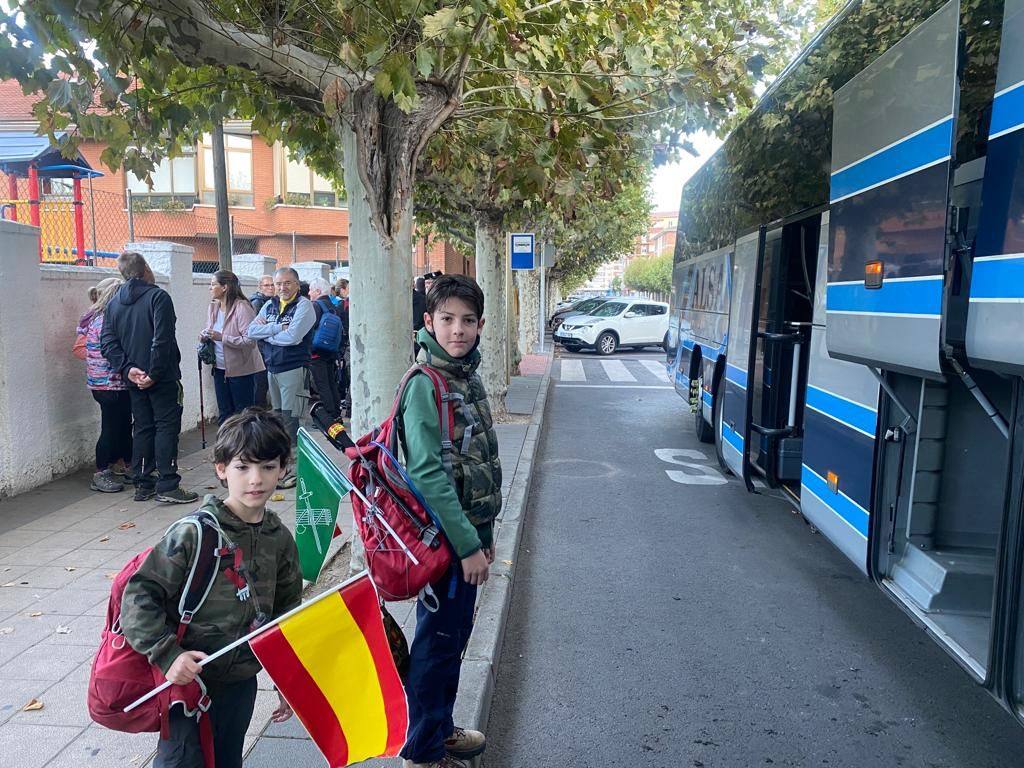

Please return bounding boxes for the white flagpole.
[123,570,370,713]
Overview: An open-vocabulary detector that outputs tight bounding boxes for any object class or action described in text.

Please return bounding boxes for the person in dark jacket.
[249,274,275,313]
[412,276,427,333]
[101,252,199,505]
[334,278,351,418]
[307,277,343,420]
[246,267,316,487]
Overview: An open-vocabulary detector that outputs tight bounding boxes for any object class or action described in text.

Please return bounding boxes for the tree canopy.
[623,251,672,295]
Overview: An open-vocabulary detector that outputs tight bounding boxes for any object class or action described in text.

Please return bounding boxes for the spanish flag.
[249,573,408,766]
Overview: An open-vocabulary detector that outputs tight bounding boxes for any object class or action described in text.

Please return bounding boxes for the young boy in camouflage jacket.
[399,275,503,768]
[121,409,303,768]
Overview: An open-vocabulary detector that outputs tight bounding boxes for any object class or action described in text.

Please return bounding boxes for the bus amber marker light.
[865,260,883,289]
[827,471,839,494]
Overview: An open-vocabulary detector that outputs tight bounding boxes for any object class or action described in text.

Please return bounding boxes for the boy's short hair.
[213,408,292,468]
[118,251,148,280]
[427,274,484,318]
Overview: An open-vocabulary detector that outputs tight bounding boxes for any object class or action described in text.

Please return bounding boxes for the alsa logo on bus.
[687,261,726,312]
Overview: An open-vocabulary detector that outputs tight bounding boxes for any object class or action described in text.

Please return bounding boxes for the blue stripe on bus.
[802,407,875,512]
[805,386,877,437]
[801,464,869,539]
[702,390,712,407]
[829,117,953,202]
[970,255,1024,300]
[681,335,726,361]
[726,364,747,389]
[675,370,690,387]
[826,276,943,315]
[990,82,1024,138]
[721,421,744,453]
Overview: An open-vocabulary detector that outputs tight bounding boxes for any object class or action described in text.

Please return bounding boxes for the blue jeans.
[212,369,256,425]
[400,566,478,763]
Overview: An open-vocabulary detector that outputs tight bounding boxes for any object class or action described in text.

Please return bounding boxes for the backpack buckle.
[441,439,454,451]
[180,610,195,625]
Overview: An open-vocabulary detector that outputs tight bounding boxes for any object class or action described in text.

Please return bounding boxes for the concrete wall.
[0,226,266,497]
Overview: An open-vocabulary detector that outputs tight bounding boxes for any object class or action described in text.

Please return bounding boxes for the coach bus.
[667,0,1024,723]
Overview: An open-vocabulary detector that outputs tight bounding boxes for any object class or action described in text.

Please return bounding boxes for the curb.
[453,352,554,735]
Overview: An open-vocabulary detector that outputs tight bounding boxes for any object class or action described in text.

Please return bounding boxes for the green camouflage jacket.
[398,327,503,558]
[120,495,302,684]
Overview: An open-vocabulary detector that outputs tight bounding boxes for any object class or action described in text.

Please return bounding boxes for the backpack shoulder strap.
[417,365,458,483]
[165,511,226,639]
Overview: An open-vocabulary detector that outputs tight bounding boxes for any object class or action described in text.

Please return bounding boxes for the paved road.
[487,349,1024,768]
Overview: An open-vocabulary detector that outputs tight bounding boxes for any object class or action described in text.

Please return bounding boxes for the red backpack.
[87,511,237,768]
[345,364,456,603]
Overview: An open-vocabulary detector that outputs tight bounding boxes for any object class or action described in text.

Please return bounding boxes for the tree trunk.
[337,120,414,438]
[516,268,540,357]
[474,211,508,418]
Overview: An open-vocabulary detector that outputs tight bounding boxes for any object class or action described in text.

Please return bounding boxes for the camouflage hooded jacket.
[398,327,503,558]
[120,495,302,683]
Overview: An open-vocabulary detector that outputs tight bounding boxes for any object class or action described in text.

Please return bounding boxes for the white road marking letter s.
[654,448,728,486]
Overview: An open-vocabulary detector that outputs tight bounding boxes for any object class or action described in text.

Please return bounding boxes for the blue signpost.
[510,232,536,270]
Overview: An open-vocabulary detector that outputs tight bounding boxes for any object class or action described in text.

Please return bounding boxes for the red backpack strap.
[417,365,458,484]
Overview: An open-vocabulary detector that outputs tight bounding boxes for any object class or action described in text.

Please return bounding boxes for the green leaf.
[422,7,462,40]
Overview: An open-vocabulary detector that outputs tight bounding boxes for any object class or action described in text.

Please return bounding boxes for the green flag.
[295,427,352,582]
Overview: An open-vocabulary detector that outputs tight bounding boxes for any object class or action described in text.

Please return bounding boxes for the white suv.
[554,299,670,355]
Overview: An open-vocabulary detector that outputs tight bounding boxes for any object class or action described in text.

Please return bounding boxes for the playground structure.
[0,133,119,265]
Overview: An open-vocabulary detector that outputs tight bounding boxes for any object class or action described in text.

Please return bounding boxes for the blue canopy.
[0,132,101,178]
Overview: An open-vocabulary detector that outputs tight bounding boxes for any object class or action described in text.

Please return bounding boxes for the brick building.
[633,211,678,259]
[0,80,469,276]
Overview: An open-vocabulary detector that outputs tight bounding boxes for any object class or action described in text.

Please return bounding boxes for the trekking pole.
[198,353,207,449]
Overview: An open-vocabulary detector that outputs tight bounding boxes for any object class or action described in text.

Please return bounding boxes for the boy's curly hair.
[214,408,292,468]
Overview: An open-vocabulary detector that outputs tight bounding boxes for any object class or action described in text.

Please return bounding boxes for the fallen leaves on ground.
[271,493,285,502]
[55,624,72,634]
[98,536,110,543]
[21,698,43,711]
[0,627,13,635]
[64,567,76,572]
[105,572,118,580]
[117,522,136,530]
[28,611,42,617]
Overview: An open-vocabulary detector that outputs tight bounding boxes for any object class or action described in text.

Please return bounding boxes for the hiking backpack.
[312,297,344,354]
[345,364,457,603]
[87,511,242,768]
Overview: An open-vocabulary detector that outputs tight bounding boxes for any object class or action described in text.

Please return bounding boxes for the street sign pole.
[539,263,545,353]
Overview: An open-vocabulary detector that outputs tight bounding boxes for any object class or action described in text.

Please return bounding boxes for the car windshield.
[573,298,605,313]
[591,302,627,318]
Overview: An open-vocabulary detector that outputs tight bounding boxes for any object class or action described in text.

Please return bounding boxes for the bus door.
[719,230,762,487]
[970,0,1024,718]
[831,0,1009,680]
[745,214,820,498]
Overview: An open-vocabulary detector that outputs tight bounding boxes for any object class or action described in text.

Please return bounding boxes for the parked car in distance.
[553,299,670,355]
[549,296,612,331]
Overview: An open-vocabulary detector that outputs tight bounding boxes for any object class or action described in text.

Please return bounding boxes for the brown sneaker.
[402,756,466,768]
[445,727,486,759]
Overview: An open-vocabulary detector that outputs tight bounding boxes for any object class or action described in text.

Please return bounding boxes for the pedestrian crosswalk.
[554,357,673,386]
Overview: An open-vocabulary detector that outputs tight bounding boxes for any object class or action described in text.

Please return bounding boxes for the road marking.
[639,360,669,381]
[559,360,585,381]
[654,448,728,486]
[555,384,674,389]
[601,360,635,382]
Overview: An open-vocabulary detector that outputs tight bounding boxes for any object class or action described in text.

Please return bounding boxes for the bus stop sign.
[510,232,536,270]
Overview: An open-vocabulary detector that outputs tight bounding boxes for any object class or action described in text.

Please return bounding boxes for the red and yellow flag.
[249,574,408,766]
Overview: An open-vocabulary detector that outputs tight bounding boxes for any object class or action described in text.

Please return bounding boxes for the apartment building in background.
[0,80,469,276]
[633,211,678,259]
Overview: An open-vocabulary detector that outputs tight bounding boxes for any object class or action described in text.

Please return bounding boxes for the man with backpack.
[246,267,315,488]
[306,277,344,421]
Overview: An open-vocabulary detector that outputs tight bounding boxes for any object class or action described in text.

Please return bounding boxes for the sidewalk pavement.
[0,428,348,768]
[0,353,552,768]
[244,353,553,767]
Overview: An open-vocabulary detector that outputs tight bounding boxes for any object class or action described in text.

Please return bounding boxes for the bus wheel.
[694,380,714,444]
